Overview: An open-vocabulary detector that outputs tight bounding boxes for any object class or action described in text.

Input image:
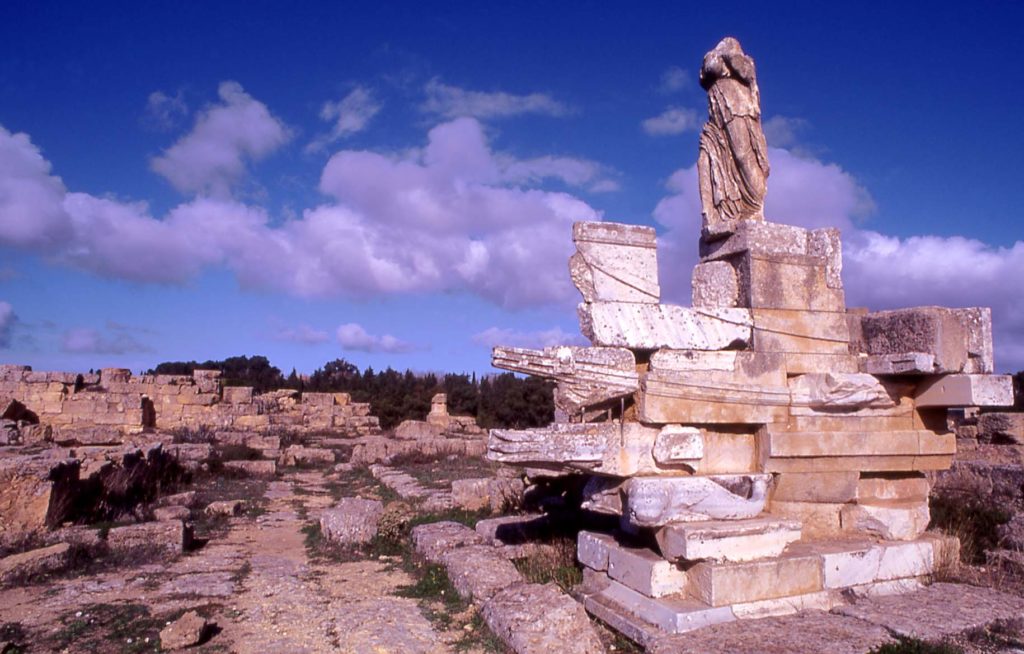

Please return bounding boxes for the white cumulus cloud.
[0,115,602,309]
[150,81,291,196]
[336,323,414,353]
[307,86,381,152]
[642,107,700,136]
[422,79,570,119]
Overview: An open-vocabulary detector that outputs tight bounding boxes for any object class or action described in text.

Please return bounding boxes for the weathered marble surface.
[570,221,660,303]
[579,302,752,350]
[489,423,702,477]
[787,373,895,408]
[697,37,769,236]
[625,474,771,527]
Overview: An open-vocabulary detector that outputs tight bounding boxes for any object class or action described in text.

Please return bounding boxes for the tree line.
[148,355,554,430]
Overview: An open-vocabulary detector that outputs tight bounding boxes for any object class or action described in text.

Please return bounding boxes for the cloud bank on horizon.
[1,77,1022,371]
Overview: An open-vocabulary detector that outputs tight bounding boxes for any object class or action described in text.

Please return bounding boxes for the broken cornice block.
[570,221,660,303]
[491,345,639,414]
[578,302,752,351]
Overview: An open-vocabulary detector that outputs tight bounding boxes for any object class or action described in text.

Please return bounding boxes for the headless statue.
[697,37,770,237]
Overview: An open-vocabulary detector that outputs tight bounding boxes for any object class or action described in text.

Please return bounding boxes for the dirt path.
[0,467,459,653]
[206,472,451,654]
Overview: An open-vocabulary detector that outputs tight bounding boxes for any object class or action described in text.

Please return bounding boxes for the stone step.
[655,515,802,563]
[583,575,735,636]
[577,531,686,598]
[689,549,824,607]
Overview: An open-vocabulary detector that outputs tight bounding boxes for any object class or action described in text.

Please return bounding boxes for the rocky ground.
[1,441,1023,653]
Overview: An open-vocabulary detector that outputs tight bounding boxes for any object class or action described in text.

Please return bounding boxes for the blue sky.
[1,1,1023,375]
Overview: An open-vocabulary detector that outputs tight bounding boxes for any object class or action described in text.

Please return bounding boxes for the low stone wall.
[0,364,381,443]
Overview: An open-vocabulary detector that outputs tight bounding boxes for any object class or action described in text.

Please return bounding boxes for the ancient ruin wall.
[0,364,380,443]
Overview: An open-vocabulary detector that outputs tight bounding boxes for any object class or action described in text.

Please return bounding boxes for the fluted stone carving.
[698,37,770,237]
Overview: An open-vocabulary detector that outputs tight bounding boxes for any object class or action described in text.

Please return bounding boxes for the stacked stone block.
[486,218,1008,641]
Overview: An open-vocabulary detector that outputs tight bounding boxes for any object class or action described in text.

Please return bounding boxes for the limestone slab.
[688,551,823,607]
[771,472,859,503]
[639,380,789,425]
[652,425,704,464]
[691,261,739,308]
[821,543,884,588]
[952,307,994,374]
[592,576,736,634]
[737,253,846,312]
[699,220,809,262]
[765,430,955,458]
[571,221,660,304]
[765,454,953,474]
[655,516,801,563]
[860,307,970,373]
[914,373,1013,407]
[441,545,523,603]
[606,540,687,598]
[579,302,752,350]
[856,474,930,502]
[577,530,617,571]
[649,610,894,654]
[750,309,851,355]
[833,582,1024,641]
[782,352,861,375]
[862,352,936,375]
[626,474,771,527]
[483,582,605,654]
[730,589,837,620]
[769,501,843,538]
[840,501,930,541]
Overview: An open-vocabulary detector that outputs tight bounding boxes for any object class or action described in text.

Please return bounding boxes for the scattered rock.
[106,519,189,558]
[411,521,484,564]
[319,498,384,545]
[282,445,335,466]
[157,491,198,508]
[451,477,525,513]
[222,459,276,478]
[441,545,522,603]
[159,610,211,650]
[482,582,604,654]
[155,505,192,521]
[0,542,71,585]
[649,610,894,654]
[475,514,552,545]
[205,500,245,517]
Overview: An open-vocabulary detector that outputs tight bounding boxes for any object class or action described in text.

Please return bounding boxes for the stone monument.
[486,36,1012,644]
